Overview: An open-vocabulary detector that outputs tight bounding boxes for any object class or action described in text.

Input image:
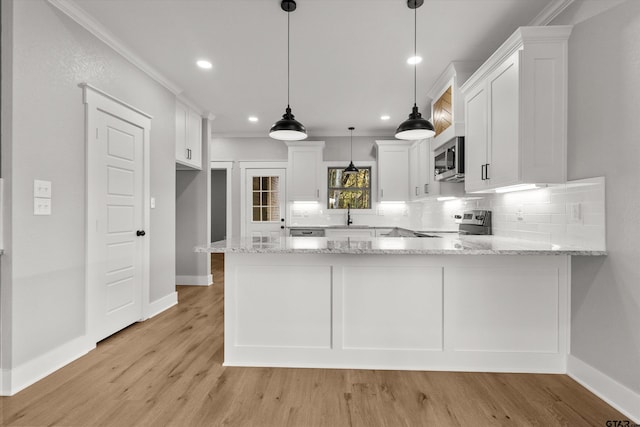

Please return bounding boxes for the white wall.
[552,0,640,399]
[1,0,176,380]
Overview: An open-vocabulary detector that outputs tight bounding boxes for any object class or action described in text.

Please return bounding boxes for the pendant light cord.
[287,10,291,108]
[413,4,417,107]
[350,128,353,160]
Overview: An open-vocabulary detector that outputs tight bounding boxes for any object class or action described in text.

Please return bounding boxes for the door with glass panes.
[245,168,286,240]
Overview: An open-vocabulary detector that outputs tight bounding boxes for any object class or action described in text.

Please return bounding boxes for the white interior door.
[84,85,150,343]
[244,168,286,240]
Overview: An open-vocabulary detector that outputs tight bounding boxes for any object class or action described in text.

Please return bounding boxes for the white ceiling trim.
[47,0,183,95]
[528,0,575,26]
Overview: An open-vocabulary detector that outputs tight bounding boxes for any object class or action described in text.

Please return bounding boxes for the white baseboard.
[4,335,95,396]
[1,369,10,396]
[176,274,212,286]
[145,291,178,319]
[567,354,640,423]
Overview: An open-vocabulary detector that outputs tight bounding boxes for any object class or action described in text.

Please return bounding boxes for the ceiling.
[73,0,556,137]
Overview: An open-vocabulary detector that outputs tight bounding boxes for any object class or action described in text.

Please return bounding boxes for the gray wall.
[554,0,640,395]
[211,169,227,242]
[1,0,176,369]
[210,135,387,237]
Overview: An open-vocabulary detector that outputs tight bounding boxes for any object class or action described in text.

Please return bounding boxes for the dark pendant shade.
[395,104,435,140]
[396,0,436,141]
[270,0,307,141]
[269,106,307,141]
[344,161,358,175]
[344,126,358,175]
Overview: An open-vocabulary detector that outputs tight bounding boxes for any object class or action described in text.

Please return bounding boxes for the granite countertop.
[195,233,607,256]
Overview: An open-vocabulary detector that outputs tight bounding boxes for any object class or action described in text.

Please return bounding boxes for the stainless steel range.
[456,210,492,235]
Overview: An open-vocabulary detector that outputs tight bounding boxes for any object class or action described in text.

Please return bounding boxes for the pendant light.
[269,0,307,141]
[395,0,435,141]
[344,127,359,175]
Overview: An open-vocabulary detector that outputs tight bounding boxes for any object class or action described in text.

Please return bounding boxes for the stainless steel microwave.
[434,137,465,182]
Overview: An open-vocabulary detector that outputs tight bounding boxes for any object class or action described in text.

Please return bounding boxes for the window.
[252,176,280,221]
[327,167,371,209]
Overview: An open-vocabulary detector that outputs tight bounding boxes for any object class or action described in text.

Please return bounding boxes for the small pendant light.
[395,0,435,140]
[344,127,359,175]
[269,0,307,141]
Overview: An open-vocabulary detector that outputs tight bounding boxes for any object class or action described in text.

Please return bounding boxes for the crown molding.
[47,0,183,95]
[427,61,482,99]
[460,26,573,94]
[528,0,575,26]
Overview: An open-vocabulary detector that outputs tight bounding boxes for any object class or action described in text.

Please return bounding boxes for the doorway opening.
[210,161,233,242]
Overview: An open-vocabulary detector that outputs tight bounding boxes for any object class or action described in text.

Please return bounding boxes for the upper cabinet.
[428,62,480,150]
[176,100,203,170]
[461,26,572,193]
[376,140,411,202]
[286,141,325,202]
[409,138,435,201]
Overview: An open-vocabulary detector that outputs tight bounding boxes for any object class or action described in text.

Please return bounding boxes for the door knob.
[136,230,146,236]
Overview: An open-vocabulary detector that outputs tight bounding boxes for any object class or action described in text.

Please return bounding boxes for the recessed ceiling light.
[407,56,422,65]
[380,115,390,121]
[248,116,259,123]
[196,60,213,69]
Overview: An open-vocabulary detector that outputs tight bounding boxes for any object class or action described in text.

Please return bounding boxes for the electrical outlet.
[568,202,582,224]
[516,209,524,221]
[150,197,156,209]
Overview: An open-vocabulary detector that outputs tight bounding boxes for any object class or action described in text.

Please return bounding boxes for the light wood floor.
[0,253,629,426]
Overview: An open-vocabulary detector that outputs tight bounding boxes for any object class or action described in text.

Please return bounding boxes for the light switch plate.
[34,197,52,215]
[34,179,52,198]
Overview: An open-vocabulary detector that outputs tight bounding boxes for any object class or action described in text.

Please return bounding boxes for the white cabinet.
[175,100,202,170]
[409,139,435,201]
[409,142,420,200]
[286,141,325,202]
[375,140,411,202]
[461,26,572,193]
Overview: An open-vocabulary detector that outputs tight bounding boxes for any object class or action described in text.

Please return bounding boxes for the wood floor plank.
[0,253,631,426]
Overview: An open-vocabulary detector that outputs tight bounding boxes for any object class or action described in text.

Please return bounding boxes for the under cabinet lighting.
[380,115,390,121]
[437,196,457,201]
[248,116,259,122]
[407,56,422,65]
[495,184,546,194]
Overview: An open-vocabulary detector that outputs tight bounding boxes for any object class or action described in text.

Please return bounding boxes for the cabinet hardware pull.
[415,186,419,196]
[486,164,490,180]
[481,164,485,180]
[316,189,319,198]
[424,184,429,194]
[136,230,146,237]
[381,189,384,198]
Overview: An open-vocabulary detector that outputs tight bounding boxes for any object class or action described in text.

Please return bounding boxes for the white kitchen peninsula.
[196,235,605,374]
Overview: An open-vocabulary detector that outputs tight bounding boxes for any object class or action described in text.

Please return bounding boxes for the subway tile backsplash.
[418,176,606,250]
[287,176,605,250]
